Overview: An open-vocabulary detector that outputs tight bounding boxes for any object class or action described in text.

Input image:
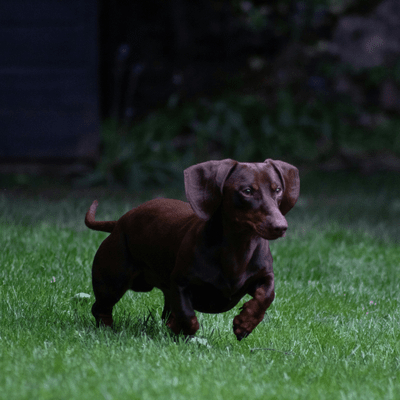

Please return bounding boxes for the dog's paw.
[167,314,199,336]
[233,316,252,341]
[96,314,114,328]
[166,314,179,334]
[233,298,267,340]
[234,328,250,341]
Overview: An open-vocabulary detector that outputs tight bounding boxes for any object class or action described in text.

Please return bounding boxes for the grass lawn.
[0,170,399,399]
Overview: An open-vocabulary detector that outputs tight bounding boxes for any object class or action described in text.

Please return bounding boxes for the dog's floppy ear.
[184,159,237,220]
[264,159,300,215]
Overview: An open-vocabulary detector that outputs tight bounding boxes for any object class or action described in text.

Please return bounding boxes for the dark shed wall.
[0,0,99,159]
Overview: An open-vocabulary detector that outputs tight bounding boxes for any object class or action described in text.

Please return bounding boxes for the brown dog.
[85,159,299,340]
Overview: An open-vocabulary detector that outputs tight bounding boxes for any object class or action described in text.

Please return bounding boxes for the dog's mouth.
[246,221,286,240]
[260,231,286,240]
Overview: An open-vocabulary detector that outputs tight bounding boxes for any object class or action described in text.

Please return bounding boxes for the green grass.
[1,171,399,400]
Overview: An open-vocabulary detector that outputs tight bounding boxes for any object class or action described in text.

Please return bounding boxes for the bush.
[85,92,400,190]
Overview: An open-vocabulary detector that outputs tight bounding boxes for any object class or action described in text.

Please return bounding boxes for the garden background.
[1,1,399,399]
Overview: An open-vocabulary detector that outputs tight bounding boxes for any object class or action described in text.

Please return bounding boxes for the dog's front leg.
[233,275,275,341]
[166,283,199,336]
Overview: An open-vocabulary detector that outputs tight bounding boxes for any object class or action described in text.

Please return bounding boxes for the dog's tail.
[85,200,116,233]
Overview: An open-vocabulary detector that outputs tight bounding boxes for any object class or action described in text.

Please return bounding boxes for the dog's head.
[184,159,300,240]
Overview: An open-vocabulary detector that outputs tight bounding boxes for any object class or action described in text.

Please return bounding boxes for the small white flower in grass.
[72,293,91,304]
[73,293,91,300]
[51,276,56,283]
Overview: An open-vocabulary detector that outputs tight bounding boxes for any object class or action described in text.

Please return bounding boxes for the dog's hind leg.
[91,231,139,328]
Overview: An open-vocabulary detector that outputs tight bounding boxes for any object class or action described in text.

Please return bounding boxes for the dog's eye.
[243,188,253,195]
[275,187,282,193]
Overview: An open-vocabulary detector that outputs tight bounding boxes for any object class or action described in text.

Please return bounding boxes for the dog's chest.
[189,280,247,313]
[187,237,272,313]
[190,255,266,313]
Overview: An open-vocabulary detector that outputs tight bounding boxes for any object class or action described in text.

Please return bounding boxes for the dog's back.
[119,198,200,257]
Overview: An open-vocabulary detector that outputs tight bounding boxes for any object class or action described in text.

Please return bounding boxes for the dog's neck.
[203,208,265,274]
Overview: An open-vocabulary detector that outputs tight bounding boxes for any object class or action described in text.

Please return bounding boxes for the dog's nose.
[272,223,287,237]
